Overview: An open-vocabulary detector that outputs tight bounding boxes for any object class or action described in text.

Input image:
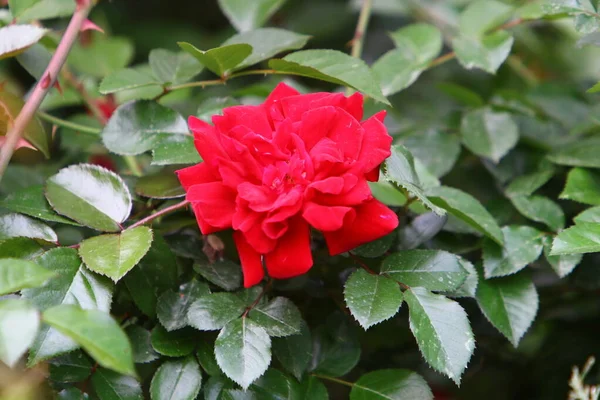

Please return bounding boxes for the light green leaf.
[135,169,185,199]
[509,195,565,231]
[149,49,204,84]
[548,137,600,168]
[269,50,389,104]
[368,181,407,207]
[404,287,474,385]
[79,226,154,282]
[381,250,468,291]
[151,135,202,165]
[437,82,485,107]
[0,237,42,259]
[382,144,445,215]
[45,164,132,232]
[187,293,246,331]
[543,236,582,278]
[482,226,544,278]
[150,356,203,400]
[458,0,514,38]
[0,185,78,225]
[215,318,271,389]
[0,258,54,296]
[551,222,600,255]
[426,186,504,245]
[178,42,252,77]
[43,304,135,376]
[350,369,433,400]
[574,206,600,224]
[91,368,143,400]
[223,28,310,70]
[344,269,403,330]
[453,31,514,74]
[400,130,461,178]
[272,322,312,380]
[0,299,39,367]
[560,167,600,205]
[0,213,57,243]
[9,0,74,22]
[102,100,189,156]
[156,280,210,331]
[193,259,243,291]
[0,24,46,60]
[217,0,286,32]
[99,69,162,95]
[461,107,519,163]
[249,297,302,337]
[68,36,134,78]
[476,272,538,346]
[23,248,113,366]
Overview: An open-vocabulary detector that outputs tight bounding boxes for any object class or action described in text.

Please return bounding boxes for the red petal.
[298,106,337,151]
[233,231,265,288]
[176,162,215,190]
[365,167,380,182]
[213,106,273,138]
[264,217,313,279]
[356,111,392,174]
[264,82,300,106]
[324,198,398,255]
[188,116,227,169]
[186,182,235,232]
[302,203,355,231]
[311,92,364,121]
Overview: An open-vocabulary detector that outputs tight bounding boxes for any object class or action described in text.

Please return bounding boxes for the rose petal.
[176,162,216,190]
[189,116,227,169]
[264,217,312,279]
[302,203,355,231]
[214,105,273,138]
[233,231,265,288]
[264,82,300,107]
[187,182,235,232]
[356,111,392,174]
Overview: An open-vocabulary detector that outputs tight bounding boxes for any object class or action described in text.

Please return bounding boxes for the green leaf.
[0,237,43,259]
[476,272,538,347]
[217,0,286,32]
[350,369,433,400]
[45,164,132,232]
[135,169,185,199]
[344,269,403,329]
[99,68,162,95]
[482,226,544,278]
[543,236,582,277]
[157,280,210,331]
[368,181,407,207]
[150,356,203,400]
[400,130,461,178]
[102,100,189,156]
[215,318,271,389]
[193,259,243,291]
[251,369,301,399]
[381,250,468,291]
[79,227,153,282]
[0,213,57,243]
[298,376,328,399]
[574,206,600,224]
[187,293,246,331]
[223,28,310,70]
[509,195,565,231]
[57,388,90,400]
[196,339,221,376]
[151,135,202,165]
[560,167,600,205]
[126,325,159,364]
[382,144,445,215]
[453,31,514,74]
[49,351,93,383]
[505,163,556,196]
[404,287,475,385]
[427,186,504,245]
[150,326,196,357]
[311,314,360,377]
[23,248,113,366]
[0,258,55,295]
[43,304,135,376]
[373,24,442,96]
[548,137,600,168]
[0,298,39,367]
[249,297,302,337]
[0,24,46,60]
[9,0,75,22]
[269,50,389,104]
[461,107,518,163]
[91,368,143,400]
[68,35,134,78]
[458,0,514,38]
[0,185,78,225]
[272,322,312,380]
[149,49,204,84]
[178,42,252,77]
[445,258,479,298]
[351,233,394,258]
[398,212,447,250]
[551,222,600,255]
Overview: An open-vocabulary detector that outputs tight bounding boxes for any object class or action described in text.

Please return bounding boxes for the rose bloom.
[177,83,398,287]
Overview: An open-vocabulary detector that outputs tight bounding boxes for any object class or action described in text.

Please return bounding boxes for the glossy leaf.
[344,269,403,329]
[215,318,271,389]
[551,222,600,255]
[178,42,252,77]
[150,356,203,400]
[150,326,196,357]
[187,293,246,331]
[482,226,544,278]
[43,304,135,376]
[217,0,286,32]
[269,50,389,104]
[0,258,54,295]
[49,351,93,383]
[461,107,519,163]
[401,129,461,178]
[0,213,57,243]
[0,185,78,225]
[476,272,538,346]
[445,258,479,298]
[196,340,221,376]
[350,369,433,400]
[0,298,40,367]
[79,227,153,282]
[149,48,204,84]
[151,135,202,165]
[273,322,312,380]
[560,167,600,205]
[398,212,447,250]
[126,325,159,364]
[249,297,302,337]
[135,169,185,199]
[543,236,582,277]
[453,31,514,74]
[91,368,143,400]
[0,237,43,259]
[157,280,210,331]
[509,195,565,231]
[404,287,475,385]
[0,24,46,60]
[99,68,161,94]
[548,137,600,168]
[382,250,468,291]
[45,164,132,232]
[193,259,243,291]
[57,388,89,400]
[574,206,600,224]
[351,233,395,258]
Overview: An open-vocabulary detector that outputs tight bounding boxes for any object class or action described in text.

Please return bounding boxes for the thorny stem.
[126,199,190,230]
[0,0,94,183]
[242,279,273,317]
[311,373,355,388]
[37,111,102,135]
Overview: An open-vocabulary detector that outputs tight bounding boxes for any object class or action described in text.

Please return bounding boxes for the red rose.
[177,83,398,287]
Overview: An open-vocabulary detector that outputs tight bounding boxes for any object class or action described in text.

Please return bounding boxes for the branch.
[350,0,374,59]
[37,111,101,135]
[0,0,94,183]
[126,199,190,230]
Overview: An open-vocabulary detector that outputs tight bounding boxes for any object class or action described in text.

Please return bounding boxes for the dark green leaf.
[0,298,39,367]
[548,137,600,168]
[217,0,286,32]
[157,280,210,331]
[0,185,78,225]
[551,222,600,255]
[57,388,89,400]
[0,213,57,243]
[298,376,328,399]
[404,287,474,385]
[273,322,312,380]
[151,326,196,357]
[0,237,42,259]
[509,195,565,231]
[400,130,461,178]
[215,318,271,389]
[351,233,394,258]
[350,369,433,400]
[505,163,555,196]
[99,69,162,95]
[79,227,154,282]
[252,368,301,399]
[49,351,93,383]
[0,258,54,295]
[178,42,252,77]
[149,48,204,84]
[560,167,600,205]
[91,368,143,400]
[126,325,159,364]
[135,169,185,199]
[269,50,389,104]
[188,293,246,331]
[461,107,519,163]
[249,297,302,337]
[150,356,203,400]
[476,272,538,346]
[436,82,485,107]
[193,259,243,291]
[482,226,544,278]
[543,236,583,278]
[43,304,135,376]
[398,212,447,250]
[45,164,132,232]
[197,339,221,376]
[311,314,360,377]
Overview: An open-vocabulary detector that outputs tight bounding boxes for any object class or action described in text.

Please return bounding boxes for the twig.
[126,199,189,230]
[350,0,374,59]
[0,0,94,183]
[37,111,101,135]
[311,373,355,388]
[242,279,272,317]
